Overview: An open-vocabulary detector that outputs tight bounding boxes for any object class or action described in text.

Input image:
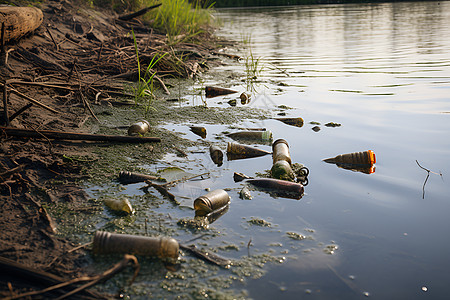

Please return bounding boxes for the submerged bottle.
[93,231,179,261]
[193,189,230,216]
[128,120,150,136]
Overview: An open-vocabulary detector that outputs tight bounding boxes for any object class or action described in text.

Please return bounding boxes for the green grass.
[148,0,215,44]
[131,29,167,115]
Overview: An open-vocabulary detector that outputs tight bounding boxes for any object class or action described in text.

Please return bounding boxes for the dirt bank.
[0,1,234,297]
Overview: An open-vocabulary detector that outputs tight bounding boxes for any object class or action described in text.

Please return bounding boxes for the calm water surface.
[210,2,450,299]
[89,2,450,299]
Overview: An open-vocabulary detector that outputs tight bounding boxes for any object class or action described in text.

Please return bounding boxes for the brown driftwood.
[0,126,161,143]
[0,7,43,43]
[118,3,162,21]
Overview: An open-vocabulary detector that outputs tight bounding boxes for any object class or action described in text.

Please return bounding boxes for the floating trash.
[104,198,134,214]
[128,120,150,136]
[233,172,253,182]
[226,130,272,142]
[323,150,376,165]
[226,142,271,160]
[118,171,160,184]
[239,186,252,200]
[312,126,320,132]
[323,150,376,174]
[247,178,304,200]
[240,92,250,104]
[274,117,304,128]
[271,139,295,181]
[193,189,231,216]
[93,231,179,261]
[272,138,292,164]
[271,160,295,181]
[209,145,223,166]
[205,86,238,98]
[190,126,206,139]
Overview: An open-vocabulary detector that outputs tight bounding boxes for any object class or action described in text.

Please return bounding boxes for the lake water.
[208,2,450,299]
[88,2,450,299]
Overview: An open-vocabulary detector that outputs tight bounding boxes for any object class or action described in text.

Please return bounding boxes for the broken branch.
[0,126,161,143]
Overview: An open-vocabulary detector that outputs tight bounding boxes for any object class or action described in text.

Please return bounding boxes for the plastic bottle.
[93,231,179,261]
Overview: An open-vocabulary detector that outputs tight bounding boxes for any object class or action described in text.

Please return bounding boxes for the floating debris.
[312,126,321,132]
[118,171,160,184]
[240,92,250,104]
[193,189,230,216]
[227,99,237,106]
[323,150,376,174]
[128,120,150,136]
[323,244,339,255]
[205,86,238,98]
[272,139,292,164]
[93,231,179,261]
[233,172,253,182]
[247,178,304,200]
[104,198,134,214]
[324,122,341,127]
[209,145,223,166]
[323,150,376,165]
[271,160,295,181]
[226,130,272,142]
[226,142,271,160]
[190,126,206,138]
[239,186,252,200]
[247,217,271,227]
[274,117,304,128]
[286,232,306,240]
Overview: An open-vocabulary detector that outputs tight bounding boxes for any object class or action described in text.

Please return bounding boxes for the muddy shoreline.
[0,1,247,297]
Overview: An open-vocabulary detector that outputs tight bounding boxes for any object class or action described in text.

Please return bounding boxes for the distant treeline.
[193,0,429,8]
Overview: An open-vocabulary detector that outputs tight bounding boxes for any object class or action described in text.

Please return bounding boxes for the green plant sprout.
[131,29,167,115]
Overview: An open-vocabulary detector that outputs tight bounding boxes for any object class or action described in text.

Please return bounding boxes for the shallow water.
[86,2,449,299]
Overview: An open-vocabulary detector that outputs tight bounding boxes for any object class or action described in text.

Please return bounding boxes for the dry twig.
[416,160,443,199]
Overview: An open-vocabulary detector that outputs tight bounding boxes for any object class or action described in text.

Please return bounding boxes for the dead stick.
[118,3,162,21]
[0,126,161,143]
[154,73,170,95]
[2,81,9,126]
[97,42,103,62]
[79,88,99,122]
[46,27,59,51]
[8,103,33,122]
[8,80,74,91]
[5,86,59,114]
[0,22,5,65]
[0,164,24,178]
[55,254,140,300]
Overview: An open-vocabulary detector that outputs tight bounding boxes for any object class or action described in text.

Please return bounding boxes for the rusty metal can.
[93,231,179,261]
[128,120,150,136]
[272,138,291,164]
[193,189,230,216]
